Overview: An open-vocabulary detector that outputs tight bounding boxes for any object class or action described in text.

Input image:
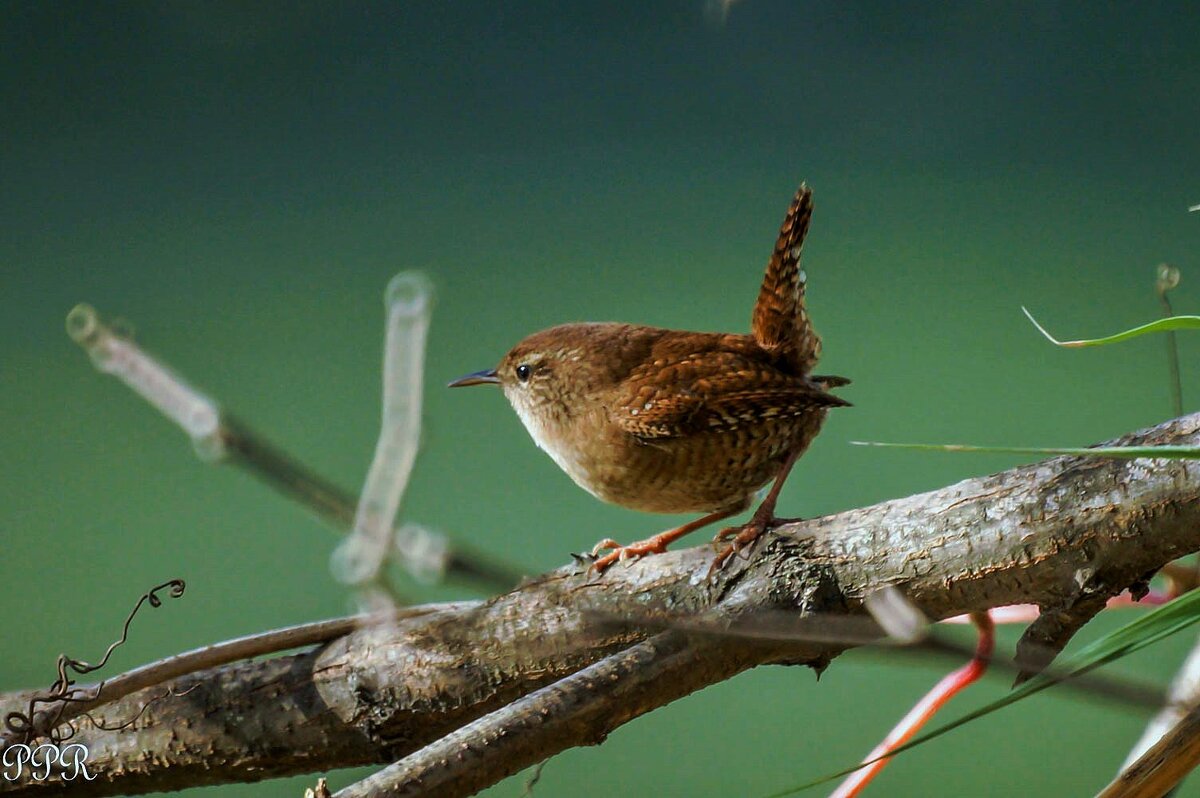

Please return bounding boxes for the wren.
[450,184,849,573]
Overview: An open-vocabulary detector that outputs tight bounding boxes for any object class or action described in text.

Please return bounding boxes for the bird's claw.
[707,517,775,578]
[588,537,669,574]
[590,538,620,556]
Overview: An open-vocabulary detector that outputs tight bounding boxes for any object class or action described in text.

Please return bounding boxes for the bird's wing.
[612,351,848,439]
[751,184,822,373]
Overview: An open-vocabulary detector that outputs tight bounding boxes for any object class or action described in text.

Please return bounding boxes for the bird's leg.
[590,506,743,574]
[710,448,802,573]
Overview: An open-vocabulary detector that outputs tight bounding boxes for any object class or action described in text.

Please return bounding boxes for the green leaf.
[1023,306,1200,348]
[850,442,1200,459]
[772,589,1200,797]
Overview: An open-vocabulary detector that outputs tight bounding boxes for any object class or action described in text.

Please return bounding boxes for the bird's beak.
[448,369,500,387]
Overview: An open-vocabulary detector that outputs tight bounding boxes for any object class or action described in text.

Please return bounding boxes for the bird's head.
[448,323,637,427]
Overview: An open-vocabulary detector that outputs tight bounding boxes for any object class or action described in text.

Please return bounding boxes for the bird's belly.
[562,413,828,515]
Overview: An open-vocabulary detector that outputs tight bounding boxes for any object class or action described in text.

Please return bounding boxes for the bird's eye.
[516,364,532,382]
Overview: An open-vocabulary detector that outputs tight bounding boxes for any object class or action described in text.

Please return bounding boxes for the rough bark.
[4,412,1199,797]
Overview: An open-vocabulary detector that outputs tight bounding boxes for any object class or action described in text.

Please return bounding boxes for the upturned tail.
[751,184,821,374]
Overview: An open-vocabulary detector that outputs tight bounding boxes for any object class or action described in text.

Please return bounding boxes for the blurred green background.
[3,2,1200,796]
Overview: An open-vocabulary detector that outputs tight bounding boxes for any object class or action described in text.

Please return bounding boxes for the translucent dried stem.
[68,296,511,593]
[331,272,443,587]
[66,304,223,458]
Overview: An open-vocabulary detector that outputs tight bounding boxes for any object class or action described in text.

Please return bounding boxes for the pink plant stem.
[1106,589,1175,608]
[833,579,1181,796]
[829,612,995,798]
[941,588,1174,627]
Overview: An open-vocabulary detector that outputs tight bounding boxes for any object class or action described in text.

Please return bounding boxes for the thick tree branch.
[4,413,1199,797]
[332,632,760,798]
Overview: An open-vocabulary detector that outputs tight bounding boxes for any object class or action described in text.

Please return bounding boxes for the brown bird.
[450,184,849,573]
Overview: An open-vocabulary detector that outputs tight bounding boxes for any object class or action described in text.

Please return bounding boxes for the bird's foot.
[708,512,794,576]
[586,509,745,576]
[589,535,673,574]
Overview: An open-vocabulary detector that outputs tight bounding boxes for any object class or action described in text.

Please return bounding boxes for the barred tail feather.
[751,183,822,374]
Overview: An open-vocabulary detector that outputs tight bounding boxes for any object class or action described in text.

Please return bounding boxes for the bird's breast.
[511,400,608,500]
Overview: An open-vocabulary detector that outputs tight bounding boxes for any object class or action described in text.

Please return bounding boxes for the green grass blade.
[850,442,1200,460]
[771,589,1200,797]
[1023,306,1200,348]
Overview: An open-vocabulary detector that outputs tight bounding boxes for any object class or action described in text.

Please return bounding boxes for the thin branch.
[1,607,464,751]
[586,606,1166,710]
[66,303,522,592]
[218,415,356,527]
[1156,263,1184,418]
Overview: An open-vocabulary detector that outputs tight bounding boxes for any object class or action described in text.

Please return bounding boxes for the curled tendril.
[3,579,186,746]
[58,579,185,679]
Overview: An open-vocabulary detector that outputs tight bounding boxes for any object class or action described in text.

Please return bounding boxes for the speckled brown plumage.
[450,183,848,571]
[752,184,821,373]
